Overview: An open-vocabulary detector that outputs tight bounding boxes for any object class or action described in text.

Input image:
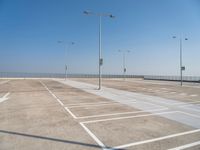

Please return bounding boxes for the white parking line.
[170,92,177,94]
[57,79,200,146]
[190,94,198,97]
[67,102,125,108]
[161,88,168,90]
[66,107,168,119]
[114,129,200,149]
[80,111,200,150]
[66,102,117,106]
[80,122,107,150]
[64,107,77,119]
[40,81,64,106]
[168,141,200,150]
[179,93,187,96]
[82,110,172,124]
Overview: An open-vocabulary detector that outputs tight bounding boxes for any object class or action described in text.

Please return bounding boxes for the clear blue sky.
[0,0,200,76]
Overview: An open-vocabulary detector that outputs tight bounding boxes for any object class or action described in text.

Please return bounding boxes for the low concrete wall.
[144,75,200,83]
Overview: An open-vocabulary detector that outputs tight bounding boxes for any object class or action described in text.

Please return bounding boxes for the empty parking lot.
[0,78,200,150]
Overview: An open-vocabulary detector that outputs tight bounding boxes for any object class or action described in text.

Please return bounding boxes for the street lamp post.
[173,36,188,86]
[58,41,75,80]
[118,50,130,80]
[84,10,115,90]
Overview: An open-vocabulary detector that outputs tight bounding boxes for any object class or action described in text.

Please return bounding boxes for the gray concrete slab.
[57,79,200,128]
[71,78,200,103]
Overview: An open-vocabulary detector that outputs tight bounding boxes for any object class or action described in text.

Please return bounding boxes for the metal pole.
[83,11,114,90]
[65,44,68,80]
[180,38,183,86]
[65,65,67,80]
[123,52,125,80]
[98,15,102,90]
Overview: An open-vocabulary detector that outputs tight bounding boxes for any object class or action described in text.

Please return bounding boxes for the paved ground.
[71,78,200,103]
[0,79,200,150]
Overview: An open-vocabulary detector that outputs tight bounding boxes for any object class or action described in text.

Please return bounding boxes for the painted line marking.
[170,92,177,94]
[66,102,117,106]
[67,102,127,108]
[0,92,10,103]
[66,106,168,119]
[190,94,198,97]
[114,129,200,149]
[179,93,187,96]
[81,110,172,124]
[40,81,64,106]
[168,141,200,150]
[81,111,200,150]
[80,122,107,150]
[161,88,168,90]
[64,107,77,119]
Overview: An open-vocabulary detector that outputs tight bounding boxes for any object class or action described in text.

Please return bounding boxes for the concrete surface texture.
[0,78,200,150]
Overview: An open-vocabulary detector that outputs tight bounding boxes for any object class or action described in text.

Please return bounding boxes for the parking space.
[65,103,140,119]
[126,132,200,150]
[81,111,200,149]
[0,79,102,150]
[42,80,114,106]
[1,79,200,150]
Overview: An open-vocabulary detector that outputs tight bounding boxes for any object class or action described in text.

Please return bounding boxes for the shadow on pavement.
[0,130,123,150]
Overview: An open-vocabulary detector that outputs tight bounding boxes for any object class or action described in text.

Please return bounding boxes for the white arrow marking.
[0,92,10,103]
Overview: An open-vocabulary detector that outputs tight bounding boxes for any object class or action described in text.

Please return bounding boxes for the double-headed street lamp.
[84,10,115,90]
[118,50,130,80]
[58,41,75,80]
[172,36,188,86]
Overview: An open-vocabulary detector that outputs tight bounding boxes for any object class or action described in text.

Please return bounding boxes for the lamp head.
[172,36,176,39]
[109,14,115,18]
[83,10,92,15]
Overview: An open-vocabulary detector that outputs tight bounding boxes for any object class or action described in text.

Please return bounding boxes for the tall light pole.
[173,36,188,86]
[58,41,75,80]
[118,50,130,80]
[83,10,115,90]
